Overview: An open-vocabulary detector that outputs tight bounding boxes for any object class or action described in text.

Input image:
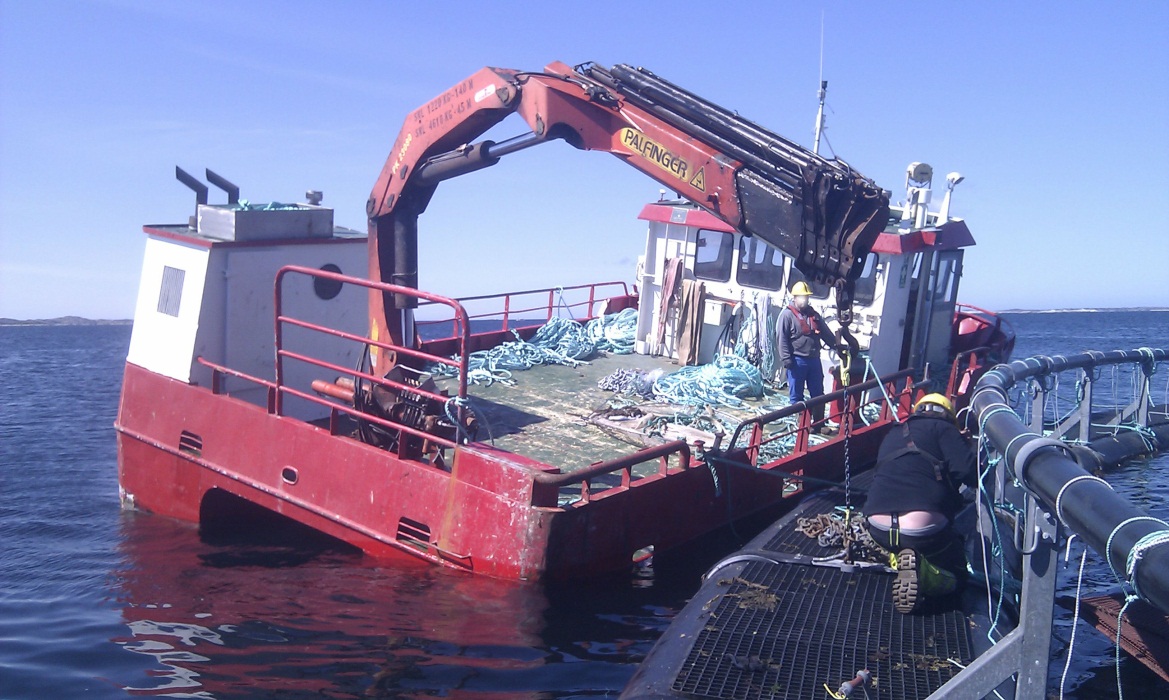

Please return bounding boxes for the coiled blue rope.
[652,354,765,408]
[433,311,641,386]
[585,307,638,354]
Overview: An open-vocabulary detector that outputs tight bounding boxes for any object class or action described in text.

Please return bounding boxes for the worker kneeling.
[864,394,977,614]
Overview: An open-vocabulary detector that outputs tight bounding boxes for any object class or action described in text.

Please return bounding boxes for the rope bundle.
[585,307,638,355]
[431,310,641,387]
[651,354,765,408]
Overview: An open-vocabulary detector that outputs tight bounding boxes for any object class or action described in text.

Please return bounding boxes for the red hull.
[115,362,896,581]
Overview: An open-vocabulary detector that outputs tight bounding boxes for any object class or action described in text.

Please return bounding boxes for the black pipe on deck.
[970,348,1169,613]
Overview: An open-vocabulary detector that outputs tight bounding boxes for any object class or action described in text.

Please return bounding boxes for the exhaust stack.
[205,168,240,205]
[174,166,208,229]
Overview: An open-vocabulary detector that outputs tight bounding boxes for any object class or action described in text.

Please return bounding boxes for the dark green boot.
[893,548,957,614]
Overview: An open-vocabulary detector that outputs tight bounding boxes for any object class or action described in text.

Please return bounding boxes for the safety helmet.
[790,281,813,297]
[914,393,955,418]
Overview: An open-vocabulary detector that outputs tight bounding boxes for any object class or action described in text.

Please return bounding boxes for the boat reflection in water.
[109,503,647,699]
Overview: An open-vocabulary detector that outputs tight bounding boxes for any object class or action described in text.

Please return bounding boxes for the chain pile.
[796,510,886,563]
[597,368,656,399]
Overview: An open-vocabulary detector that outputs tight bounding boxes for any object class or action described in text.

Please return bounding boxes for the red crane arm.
[366,61,888,372]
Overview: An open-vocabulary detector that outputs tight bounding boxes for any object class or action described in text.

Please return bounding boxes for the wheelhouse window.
[929,251,962,303]
[736,236,785,290]
[852,253,880,306]
[693,229,734,283]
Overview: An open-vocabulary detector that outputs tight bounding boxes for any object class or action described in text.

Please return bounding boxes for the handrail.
[418,280,629,306]
[532,440,692,490]
[728,368,917,449]
[414,280,632,339]
[197,356,277,390]
[194,356,458,449]
[970,347,1169,612]
[276,348,453,407]
[278,315,461,369]
[946,345,992,397]
[279,384,458,448]
[273,265,471,416]
[955,302,1016,337]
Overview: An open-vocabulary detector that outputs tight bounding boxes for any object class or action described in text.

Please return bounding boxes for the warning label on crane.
[689,167,706,192]
[619,128,691,183]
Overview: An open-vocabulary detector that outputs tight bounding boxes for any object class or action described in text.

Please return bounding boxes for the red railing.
[414,281,632,342]
[729,369,920,470]
[530,440,694,507]
[953,303,1016,358]
[197,265,472,450]
[273,265,472,447]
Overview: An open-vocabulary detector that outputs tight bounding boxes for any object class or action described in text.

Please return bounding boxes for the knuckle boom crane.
[366,61,889,375]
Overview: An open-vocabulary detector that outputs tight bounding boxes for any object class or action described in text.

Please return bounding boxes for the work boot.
[893,548,957,614]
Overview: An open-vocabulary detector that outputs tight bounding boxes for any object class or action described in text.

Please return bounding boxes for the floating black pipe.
[1070,421,1169,471]
[970,348,1169,613]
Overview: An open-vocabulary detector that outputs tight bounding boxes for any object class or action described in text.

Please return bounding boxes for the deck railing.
[530,440,694,507]
[728,368,920,470]
[199,265,472,451]
[414,281,632,348]
[938,347,1168,699]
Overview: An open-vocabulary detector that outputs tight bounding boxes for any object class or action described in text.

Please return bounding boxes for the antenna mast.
[813,13,827,155]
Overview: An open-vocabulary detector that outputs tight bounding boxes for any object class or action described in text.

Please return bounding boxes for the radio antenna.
[813,12,828,156]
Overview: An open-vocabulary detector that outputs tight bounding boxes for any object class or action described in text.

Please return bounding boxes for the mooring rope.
[1058,546,1088,700]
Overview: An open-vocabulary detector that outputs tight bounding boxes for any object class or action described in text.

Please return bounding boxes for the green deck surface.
[434,353,779,473]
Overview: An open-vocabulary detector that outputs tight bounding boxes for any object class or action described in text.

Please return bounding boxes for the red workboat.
[116,62,1013,581]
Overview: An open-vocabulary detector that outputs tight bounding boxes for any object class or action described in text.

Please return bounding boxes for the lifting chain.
[843,393,853,512]
[841,393,855,561]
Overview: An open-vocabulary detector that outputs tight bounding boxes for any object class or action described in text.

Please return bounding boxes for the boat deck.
[435,352,780,473]
[622,470,980,700]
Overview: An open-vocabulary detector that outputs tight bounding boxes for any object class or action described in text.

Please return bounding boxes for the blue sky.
[1,1,1166,319]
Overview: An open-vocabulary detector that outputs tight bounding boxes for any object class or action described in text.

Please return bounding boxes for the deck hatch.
[671,560,972,700]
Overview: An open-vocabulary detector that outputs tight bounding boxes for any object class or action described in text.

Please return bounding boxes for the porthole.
[314,264,343,300]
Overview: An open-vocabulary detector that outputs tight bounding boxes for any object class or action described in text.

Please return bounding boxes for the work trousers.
[868,518,968,580]
[787,355,824,406]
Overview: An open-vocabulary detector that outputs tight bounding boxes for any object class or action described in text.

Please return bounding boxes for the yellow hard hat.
[790,281,813,297]
[914,393,955,417]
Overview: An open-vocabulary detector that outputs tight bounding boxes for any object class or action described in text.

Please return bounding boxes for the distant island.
[999,307,1169,314]
[0,316,132,327]
[3,309,1167,327]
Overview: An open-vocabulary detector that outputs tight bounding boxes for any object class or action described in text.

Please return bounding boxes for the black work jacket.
[863,415,978,519]
[778,304,826,364]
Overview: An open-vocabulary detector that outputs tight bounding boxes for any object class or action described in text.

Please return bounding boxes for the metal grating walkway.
[671,558,972,699]
[760,470,878,558]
